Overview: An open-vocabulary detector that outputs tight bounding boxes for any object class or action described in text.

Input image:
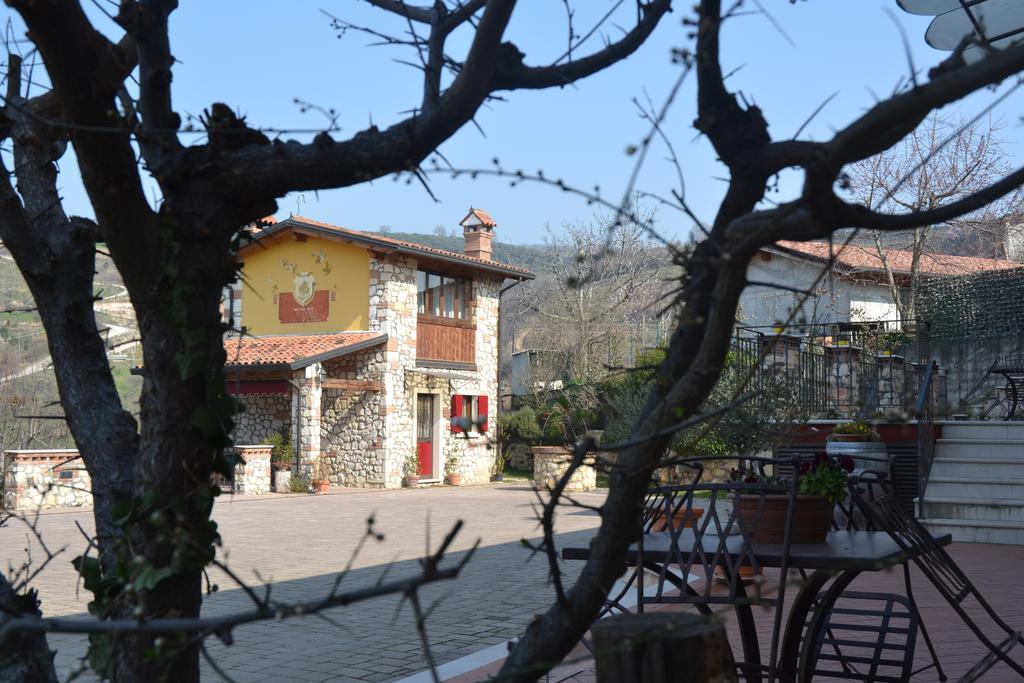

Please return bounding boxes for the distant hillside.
[373,231,553,274]
[0,247,142,446]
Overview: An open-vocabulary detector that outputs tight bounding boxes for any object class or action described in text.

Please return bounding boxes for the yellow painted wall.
[239,232,370,334]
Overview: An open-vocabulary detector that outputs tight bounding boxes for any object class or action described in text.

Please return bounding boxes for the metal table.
[563,530,953,682]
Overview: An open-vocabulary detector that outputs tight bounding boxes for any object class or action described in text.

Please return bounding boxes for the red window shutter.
[451,395,464,433]
[479,395,489,433]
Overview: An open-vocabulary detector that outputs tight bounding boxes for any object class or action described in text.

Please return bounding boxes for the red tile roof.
[223,332,386,369]
[773,240,1020,277]
[246,215,532,279]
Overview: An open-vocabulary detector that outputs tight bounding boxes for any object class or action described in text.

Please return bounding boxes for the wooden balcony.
[417,316,475,365]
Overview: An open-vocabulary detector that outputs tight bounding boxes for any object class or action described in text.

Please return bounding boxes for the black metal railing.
[732,320,928,418]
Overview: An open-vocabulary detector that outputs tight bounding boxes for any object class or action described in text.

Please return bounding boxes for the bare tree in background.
[0,1,673,680]
[845,113,1023,319]
[518,208,666,384]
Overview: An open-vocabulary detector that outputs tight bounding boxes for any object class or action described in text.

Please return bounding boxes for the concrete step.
[926,477,1024,500]
[917,496,1024,523]
[919,517,1024,545]
[930,457,1024,479]
[935,439,1024,459]
[938,420,1024,441]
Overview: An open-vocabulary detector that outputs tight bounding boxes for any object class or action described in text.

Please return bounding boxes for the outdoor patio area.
[4,484,1023,682]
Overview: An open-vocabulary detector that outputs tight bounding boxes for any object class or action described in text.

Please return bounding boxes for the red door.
[416,394,434,477]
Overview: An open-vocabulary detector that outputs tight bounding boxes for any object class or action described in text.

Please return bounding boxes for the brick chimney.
[459,207,495,261]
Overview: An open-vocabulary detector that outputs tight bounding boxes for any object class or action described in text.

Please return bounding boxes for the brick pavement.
[8,487,1024,681]
[456,540,1024,682]
[1,484,605,682]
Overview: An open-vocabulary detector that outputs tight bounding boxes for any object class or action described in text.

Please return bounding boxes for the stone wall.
[698,458,737,484]
[233,392,291,445]
[3,450,91,511]
[3,446,273,511]
[234,445,272,495]
[320,348,387,487]
[369,253,419,487]
[532,446,596,493]
[436,277,501,484]
[367,256,502,487]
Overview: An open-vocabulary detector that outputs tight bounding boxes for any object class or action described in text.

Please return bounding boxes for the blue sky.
[4,2,1023,244]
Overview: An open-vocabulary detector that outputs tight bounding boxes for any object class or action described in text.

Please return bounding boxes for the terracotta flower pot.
[446,472,462,486]
[312,480,329,494]
[650,507,705,532]
[735,494,833,544]
[404,475,421,488]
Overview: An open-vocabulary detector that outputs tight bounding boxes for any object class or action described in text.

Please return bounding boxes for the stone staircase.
[918,421,1024,544]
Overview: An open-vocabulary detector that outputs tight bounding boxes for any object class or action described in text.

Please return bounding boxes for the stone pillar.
[759,333,802,375]
[293,364,323,476]
[233,445,272,495]
[875,354,905,412]
[825,345,861,418]
[532,446,596,492]
[3,450,92,511]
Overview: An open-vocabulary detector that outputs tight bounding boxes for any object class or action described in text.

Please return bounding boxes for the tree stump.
[592,612,737,683]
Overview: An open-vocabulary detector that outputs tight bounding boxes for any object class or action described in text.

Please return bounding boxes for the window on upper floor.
[417,270,471,320]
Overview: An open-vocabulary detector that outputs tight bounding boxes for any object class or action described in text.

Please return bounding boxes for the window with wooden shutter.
[450,395,489,435]
[478,395,488,433]
[451,394,464,433]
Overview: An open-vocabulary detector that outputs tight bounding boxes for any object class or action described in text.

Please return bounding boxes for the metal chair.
[806,591,922,682]
[852,482,1024,682]
[793,462,947,681]
[595,461,706,618]
[637,456,804,681]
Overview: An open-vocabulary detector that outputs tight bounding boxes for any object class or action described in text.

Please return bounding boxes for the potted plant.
[310,458,330,494]
[267,430,294,493]
[404,450,421,488]
[826,419,888,474]
[733,456,850,544]
[827,419,877,442]
[445,454,462,486]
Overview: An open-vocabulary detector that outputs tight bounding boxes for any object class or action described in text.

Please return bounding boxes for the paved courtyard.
[3,484,606,682]
[6,486,1024,682]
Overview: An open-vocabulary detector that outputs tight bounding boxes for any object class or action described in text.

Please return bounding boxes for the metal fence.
[732,320,931,418]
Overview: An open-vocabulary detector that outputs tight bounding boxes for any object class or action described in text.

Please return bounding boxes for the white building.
[740,240,1019,329]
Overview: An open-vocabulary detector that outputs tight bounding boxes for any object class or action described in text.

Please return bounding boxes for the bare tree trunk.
[0,576,58,683]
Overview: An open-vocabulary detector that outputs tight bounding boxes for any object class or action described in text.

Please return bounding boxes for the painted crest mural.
[293,272,317,307]
[276,257,331,323]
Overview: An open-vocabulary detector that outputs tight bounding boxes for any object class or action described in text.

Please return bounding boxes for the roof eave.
[247,218,534,280]
[289,333,389,370]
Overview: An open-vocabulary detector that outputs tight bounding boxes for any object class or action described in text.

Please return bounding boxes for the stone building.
[224,210,533,488]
